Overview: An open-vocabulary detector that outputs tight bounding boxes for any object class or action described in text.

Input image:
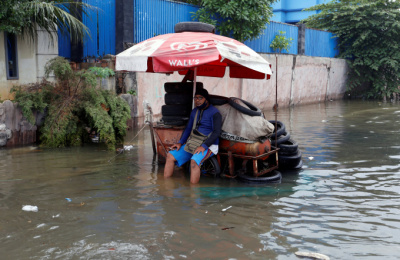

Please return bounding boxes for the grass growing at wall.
[11,57,130,149]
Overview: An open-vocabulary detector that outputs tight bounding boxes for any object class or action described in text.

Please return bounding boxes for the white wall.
[134,54,348,118]
[0,29,58,100]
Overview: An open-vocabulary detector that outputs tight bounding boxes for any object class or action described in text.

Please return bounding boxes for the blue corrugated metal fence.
[133,0,199,43]
[58,0,338,59]
[82,0,115,59]
[245,21,298,55]
[305,28,338,57]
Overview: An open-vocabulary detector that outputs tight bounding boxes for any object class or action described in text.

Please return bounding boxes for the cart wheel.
[237,170,282,184]
[187,156,221,178]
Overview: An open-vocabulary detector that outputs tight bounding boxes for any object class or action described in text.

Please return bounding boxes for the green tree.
[302,0,400,100]
[0,0,91,42]
[187,0,276,42]
[270,30,293,53]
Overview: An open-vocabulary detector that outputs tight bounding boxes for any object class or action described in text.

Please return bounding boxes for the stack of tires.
[269,120,303,170]
[161,82,203,126]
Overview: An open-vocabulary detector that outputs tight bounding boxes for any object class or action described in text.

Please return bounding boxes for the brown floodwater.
[1,100,400,259]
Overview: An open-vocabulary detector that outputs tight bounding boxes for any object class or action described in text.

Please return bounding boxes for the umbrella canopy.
[116,32,272,80]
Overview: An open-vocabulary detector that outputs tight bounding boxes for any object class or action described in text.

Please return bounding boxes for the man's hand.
[194,146,205,154]
[170,143,182,151]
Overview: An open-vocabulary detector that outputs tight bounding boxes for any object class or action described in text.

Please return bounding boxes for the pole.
[147,105,157,155]
[274,55,278,146]
[192,67,198,108]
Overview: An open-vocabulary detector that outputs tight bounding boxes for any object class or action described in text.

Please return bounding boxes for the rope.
[107,124,147,163]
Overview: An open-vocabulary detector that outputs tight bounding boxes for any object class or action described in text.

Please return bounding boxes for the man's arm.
[201,112,222,149]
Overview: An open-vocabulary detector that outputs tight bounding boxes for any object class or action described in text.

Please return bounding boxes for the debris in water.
[222,206,232,212]
[295,251,330,260]
[309,157,314,160]
[65,198,72,202]
[221,227,234,230]
[52,214,60,218]
[124,145,134,151]
[22,205,38,212]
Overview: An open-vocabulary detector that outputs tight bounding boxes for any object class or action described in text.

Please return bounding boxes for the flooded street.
[1,100,400,259]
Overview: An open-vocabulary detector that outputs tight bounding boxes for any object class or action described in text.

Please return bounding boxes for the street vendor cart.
[116,22,300,183]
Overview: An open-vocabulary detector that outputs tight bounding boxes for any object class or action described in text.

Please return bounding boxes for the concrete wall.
[0,100,38,147]
[133,54,348,118]
[0,30,57,100]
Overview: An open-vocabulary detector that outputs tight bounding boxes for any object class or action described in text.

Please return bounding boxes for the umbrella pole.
[192,67,198,108]
[274,55,278,145]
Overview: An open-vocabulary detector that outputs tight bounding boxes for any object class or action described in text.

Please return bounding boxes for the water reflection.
[1,100,400,259]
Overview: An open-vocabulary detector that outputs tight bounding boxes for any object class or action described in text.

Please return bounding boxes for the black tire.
[162,105,192,117]
[279,150,302,169]
[271,131,290,147]
[269,120,286,138]
[209,95,229,106]
[165,93,193,105]
[174,22,216,33]
[294,159,303,169]
[228,97,262,117]
[187,156,221,178]
[164,82,203,93]
[278,138,298,155]
[162,116,189,126]
[237,170,282,184]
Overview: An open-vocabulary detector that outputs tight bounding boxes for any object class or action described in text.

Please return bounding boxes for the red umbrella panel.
[116,32,272,80]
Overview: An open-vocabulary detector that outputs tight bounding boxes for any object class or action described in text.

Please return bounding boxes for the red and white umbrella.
[116,32,272,80]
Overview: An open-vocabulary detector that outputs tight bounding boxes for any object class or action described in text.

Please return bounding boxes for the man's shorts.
[169,144,214,167]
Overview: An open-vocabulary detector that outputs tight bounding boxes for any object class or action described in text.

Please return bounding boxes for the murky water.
[1,100,400,259]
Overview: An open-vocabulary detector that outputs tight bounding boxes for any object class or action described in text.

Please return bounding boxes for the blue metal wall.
[58,30,71,59]
[271,0,330,23]
[133,0,199,43]
[245,21,298,55]
[82,0,116,58]
[305,28,338,58]
[58,0,338,60]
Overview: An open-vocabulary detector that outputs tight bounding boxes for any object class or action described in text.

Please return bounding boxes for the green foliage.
[0,0,91,43]
[270,31,293,53]
[189,0,276,42]
[10,82,52,124]
[12,57,131,149]
[302,0,400,100]
[88,67,115,78]
[127,89,137,96]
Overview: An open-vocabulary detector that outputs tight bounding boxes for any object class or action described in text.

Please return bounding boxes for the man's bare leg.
[164,153,177,178]
[190,159,201,184]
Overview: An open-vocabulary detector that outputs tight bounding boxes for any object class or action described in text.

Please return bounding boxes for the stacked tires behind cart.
[269,120,303,170]
[162,82,203,126]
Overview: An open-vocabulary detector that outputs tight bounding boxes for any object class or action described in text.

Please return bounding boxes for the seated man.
[164,88,222,184]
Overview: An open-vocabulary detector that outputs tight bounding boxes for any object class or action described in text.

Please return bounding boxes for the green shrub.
[11,57,130,149]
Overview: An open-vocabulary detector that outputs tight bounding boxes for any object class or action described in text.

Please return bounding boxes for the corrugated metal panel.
[305,28,338,58]
[134,0,199,43]
[245,21,298,55]
[83,0,116,59]
[57,5,71,59]
[58,30,71,59]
